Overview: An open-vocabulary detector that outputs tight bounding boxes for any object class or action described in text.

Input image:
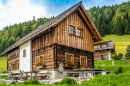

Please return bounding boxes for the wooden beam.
[77,7,99,42]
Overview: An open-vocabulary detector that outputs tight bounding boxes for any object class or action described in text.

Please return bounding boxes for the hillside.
[0,1,130,55]
[103,34,130,55]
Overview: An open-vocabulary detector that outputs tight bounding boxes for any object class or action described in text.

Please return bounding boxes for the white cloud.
[0,0,49,30]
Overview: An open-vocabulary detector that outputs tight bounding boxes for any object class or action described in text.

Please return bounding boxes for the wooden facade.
[31,10,95,70]
[5,2,103,71]
[7,48,19,70]
[94,41,115,60]
[54,11,94,52]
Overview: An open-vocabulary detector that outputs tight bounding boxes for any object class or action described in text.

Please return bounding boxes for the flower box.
[65,65,76,69]
[80,66,88,68]
[37,65,45,69]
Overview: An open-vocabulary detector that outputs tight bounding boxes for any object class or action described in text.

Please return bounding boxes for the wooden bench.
[67,72,79,77]
[10,70,21,80]
[36,71,48,80]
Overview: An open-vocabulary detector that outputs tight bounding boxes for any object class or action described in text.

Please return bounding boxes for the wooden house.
[1,1,102,79]
[94,40,115,60]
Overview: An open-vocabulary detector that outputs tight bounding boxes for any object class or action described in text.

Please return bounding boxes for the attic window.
[69,26,75,35]
[77,28,82,37]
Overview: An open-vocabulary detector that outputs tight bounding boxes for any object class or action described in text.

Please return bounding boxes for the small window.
[80,56,87,65]
[23,49,26,57]
[40,55,44,63]
[69,26,75,35]
[77,28,82,37]
[65,53,74,65]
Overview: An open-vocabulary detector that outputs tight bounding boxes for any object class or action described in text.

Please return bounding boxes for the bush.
[112,53,118,60]
[112,53,123,60]
[114,66,123,74]
[118,53,123,60]
[56,77,77,85]
[24,79,41,85]
[125,45,130,59]
[0,75,8,79]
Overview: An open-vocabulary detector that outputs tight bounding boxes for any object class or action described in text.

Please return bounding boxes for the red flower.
[67,60,69,62]
[72,67,74,68]
[87,65,89,67]
[84,63,85,65]
[71,62,72,64]
[35,64,37,66]
[37,62,39,64]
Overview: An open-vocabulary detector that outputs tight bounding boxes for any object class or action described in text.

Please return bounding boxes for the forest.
[0,1,130,55]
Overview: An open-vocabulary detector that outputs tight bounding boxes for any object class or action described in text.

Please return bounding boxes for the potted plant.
[35,62,45,69]
[65,60,76,69]
[80,63,89,68]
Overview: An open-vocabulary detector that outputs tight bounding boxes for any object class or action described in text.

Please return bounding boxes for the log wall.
[32,45,54,71]
[94,50,111,60]
[7,48,19,70]
[56,44,94,69]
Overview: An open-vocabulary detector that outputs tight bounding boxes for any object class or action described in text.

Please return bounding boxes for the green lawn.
[0,56,7,73]
[103,34,130,42]
[0,58,130,86]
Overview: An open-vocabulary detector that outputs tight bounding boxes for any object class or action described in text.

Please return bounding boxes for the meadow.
[0,56,7,73]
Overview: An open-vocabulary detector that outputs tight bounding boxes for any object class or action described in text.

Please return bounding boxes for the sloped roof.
[1,1,102,55]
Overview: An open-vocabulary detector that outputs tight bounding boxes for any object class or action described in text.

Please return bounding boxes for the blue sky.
[0,0,129,30]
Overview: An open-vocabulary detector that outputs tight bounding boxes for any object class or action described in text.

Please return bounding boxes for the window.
[23,49,26,57]
[80,56,87,65]
[13,64,15,69]
[65,53,74,65]
[69,26,75,35]
[100,45,102,48]
[39,55,44,63]
[77,28,82,37]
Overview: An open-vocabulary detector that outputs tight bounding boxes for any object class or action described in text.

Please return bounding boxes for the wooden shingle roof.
[1,1,102,55]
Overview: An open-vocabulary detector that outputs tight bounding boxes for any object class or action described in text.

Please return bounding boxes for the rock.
[49,79,62,85]
[18,80,24,84]
[6,80,16,85]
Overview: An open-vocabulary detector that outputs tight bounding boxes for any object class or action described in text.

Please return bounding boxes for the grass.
[0,58,130,86]
[0,56,7,73]
[103,34,130,42]
[102,34,130,55]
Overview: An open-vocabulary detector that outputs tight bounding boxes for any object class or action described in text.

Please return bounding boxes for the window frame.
[76,28,82,37]
[39,55,45,63]
[65,53,74,66]
[69,25,75,35]
[23,49,26,58]
[80,56,87,65]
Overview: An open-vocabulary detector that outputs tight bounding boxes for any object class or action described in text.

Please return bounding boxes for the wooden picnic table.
[73,68,106,78]
[24,71,39,79]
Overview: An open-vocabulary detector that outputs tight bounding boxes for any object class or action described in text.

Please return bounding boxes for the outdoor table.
[24,71,39,79]
[73,68,105,78]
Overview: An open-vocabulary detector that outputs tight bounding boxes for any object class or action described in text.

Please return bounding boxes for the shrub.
[112,53,123,60]
[125,45,130,59]
[24,79,41,85]
[112,53,118,60]
[118,53,123,60]
[56,77,77,85]
[0,75,8,79]
[114,66,123,74]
